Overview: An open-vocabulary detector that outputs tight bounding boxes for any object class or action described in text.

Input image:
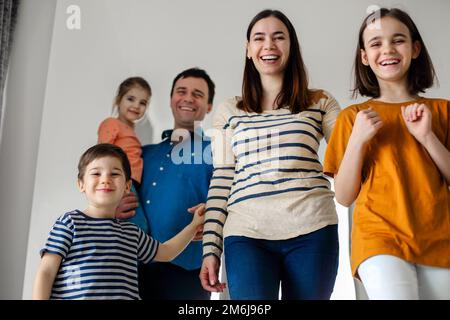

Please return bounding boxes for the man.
[118,67,215,300]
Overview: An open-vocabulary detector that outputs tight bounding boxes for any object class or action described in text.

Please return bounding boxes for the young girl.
[200,10,340,299]
[324,8,450,300]
[32,143,205,300]
[98,77,150,231]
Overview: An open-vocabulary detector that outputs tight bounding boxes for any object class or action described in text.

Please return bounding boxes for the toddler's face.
[117,86,150,126]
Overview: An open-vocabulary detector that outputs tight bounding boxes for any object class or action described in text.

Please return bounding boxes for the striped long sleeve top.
[203,90,340,259]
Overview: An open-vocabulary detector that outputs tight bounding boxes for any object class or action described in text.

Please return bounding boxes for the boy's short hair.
[78,144,131,181]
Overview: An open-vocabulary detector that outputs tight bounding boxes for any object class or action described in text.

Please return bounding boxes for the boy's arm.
[154,205,205,262]
[32,253,62,300]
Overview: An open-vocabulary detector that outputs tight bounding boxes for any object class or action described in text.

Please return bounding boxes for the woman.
[200,9,340,300]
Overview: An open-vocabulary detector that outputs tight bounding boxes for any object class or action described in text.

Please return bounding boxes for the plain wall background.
[0,0,448,299]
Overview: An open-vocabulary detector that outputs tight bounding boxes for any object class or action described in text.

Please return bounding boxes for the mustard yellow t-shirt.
[324,97,450,277]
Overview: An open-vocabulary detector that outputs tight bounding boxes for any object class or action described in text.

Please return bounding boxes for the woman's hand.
[199,255,226,292]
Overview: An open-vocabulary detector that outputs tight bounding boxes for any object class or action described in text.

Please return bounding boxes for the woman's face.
[247,16,291,78]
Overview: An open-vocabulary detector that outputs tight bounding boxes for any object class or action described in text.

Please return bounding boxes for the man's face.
[170,76,212,131]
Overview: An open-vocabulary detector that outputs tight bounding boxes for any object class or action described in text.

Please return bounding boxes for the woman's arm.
[32,253,62,300]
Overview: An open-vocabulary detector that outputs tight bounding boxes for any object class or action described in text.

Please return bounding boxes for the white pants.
[358,254,450,300]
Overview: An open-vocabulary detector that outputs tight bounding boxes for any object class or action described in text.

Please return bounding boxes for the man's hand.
[188,203,205,241]
[115,192,139,219]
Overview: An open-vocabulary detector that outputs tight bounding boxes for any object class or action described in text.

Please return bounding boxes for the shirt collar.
[161,128,205,142]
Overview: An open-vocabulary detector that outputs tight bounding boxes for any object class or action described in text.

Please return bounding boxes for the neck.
[260,74,283,111]
[84,205,116,219]
[117,116,135,128]
[376,78,419,103]
[173,123,194,132]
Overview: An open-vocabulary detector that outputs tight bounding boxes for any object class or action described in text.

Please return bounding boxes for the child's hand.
[350,107,383,146]
[188,203,205,240]
[401,103,432,144]
[191,203,206,227]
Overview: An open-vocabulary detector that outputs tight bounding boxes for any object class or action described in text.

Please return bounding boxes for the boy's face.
[77,156,131,212]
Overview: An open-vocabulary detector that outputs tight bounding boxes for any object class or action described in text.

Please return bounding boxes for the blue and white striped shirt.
[41,210,159,300]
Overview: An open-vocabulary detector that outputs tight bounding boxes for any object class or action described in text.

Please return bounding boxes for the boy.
[32,143,205,299]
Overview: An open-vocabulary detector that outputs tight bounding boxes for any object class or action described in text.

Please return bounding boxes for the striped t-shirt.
[203,90,340,259]
[41,210,159,300]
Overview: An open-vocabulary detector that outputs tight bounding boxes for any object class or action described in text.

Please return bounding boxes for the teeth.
[261,55,278,60]
[180,106,195,111]
[381,59,399,66]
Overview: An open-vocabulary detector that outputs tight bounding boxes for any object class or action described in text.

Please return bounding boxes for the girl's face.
[247,16,290,78]
[361,16,421,86]
[117,86,150,126]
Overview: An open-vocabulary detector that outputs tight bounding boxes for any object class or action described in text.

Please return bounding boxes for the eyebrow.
[88,167,123,172]
[252,31,285,37]
[176,87,205,96]
[367,33,407,43]
[126,94,148,103]
[193,89,205,96]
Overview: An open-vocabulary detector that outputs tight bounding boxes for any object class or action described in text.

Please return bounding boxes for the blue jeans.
[224,224,339,300]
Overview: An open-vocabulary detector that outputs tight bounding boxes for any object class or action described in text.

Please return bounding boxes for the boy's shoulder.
[58,209,84,221]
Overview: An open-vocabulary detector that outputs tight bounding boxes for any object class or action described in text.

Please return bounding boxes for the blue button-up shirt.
[138,129,213,270]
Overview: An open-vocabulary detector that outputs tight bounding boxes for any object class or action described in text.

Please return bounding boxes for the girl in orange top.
[324,8,450,299]
[98,77,151,232]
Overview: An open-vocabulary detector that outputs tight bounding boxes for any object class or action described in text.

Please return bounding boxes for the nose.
[184,93,194,103]
[264,38,275,50]
[382,42,396,54]
[100,174,111,185]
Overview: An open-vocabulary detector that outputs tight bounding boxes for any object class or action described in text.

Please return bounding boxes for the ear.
[361,49,369,66]
[412,40,421,59]
[246,41,252,59]
[206,103,212,114]
[77,179,85,193]
[125,180,132,194]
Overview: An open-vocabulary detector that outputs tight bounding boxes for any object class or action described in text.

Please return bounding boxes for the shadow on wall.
[135,116,153,146]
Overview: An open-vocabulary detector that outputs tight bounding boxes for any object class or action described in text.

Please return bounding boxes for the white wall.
[0,0,448,299]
